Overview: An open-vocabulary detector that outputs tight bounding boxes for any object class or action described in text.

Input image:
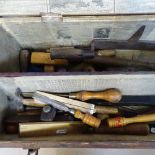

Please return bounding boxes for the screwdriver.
[21,88,122,103]
[33,92,101,128]
[108,113,155,128]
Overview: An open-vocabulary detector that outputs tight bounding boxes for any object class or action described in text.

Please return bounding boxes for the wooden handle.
[73,88,122,103]
[95,106,118,114]
[74,110,101,128]
[22,99,47,107]
[95,123,149,135]
[108,113,155,127]
[31,52,68,65]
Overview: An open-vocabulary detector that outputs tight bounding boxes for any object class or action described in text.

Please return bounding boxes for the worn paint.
[1,19,155,48]
[0,25,20,71]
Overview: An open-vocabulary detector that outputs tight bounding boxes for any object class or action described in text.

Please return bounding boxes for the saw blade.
[33,91,95,114]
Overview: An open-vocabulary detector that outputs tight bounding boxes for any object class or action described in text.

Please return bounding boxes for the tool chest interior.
[1,0,155,149]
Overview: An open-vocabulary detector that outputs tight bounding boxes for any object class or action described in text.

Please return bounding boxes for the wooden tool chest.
[1,0,155,150]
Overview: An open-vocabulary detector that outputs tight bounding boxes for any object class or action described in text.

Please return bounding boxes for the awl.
[22,88,122,103]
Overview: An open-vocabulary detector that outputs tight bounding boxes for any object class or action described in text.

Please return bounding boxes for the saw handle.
[74,110,101,128]
[71,88,122,103]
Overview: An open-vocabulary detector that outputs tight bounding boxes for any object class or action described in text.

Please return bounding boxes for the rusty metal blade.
[128,25,145,42]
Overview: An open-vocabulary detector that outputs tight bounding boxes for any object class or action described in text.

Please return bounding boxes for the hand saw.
[33,91,118,114]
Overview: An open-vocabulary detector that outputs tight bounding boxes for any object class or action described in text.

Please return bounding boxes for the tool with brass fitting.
[33,92,101,128]
[33,91,119,115]
[108,113,155,127]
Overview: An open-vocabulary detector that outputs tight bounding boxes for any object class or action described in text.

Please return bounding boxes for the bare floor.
[0,148,154,155]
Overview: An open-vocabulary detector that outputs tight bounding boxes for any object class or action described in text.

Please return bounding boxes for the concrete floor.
[0,148,155,155]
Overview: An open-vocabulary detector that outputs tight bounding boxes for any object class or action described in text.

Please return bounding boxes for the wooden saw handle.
[72,88,122,103]
[22,99,47,107]
[108,113,155,127]
[31,52,68,65]
[74,110,101,128]
[95,106,118,114]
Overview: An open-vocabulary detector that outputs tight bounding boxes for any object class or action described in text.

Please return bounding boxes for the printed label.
[93,28,110,39]
[56,128,67,134]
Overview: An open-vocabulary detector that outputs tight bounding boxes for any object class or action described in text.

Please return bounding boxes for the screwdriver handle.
[108,113,155,127]
[31,52,68,65]
[95,105,119,114]
[71,88,122,103]
[74,110,101,128]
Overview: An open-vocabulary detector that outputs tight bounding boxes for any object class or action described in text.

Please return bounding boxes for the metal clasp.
[27,149,39,155]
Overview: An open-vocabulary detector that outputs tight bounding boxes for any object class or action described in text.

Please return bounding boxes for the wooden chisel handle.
[95,106,118,114]
[108,113,155,127]
[74,110,101,128]
[70,88,122,103]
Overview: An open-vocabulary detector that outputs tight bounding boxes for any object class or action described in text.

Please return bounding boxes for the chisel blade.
[33,93,70,112]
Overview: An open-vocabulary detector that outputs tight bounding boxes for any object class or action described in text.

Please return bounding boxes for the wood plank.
[0,73,154,96]
[1,15,155,48]
[0,134,155,148]
[115,0,155,14]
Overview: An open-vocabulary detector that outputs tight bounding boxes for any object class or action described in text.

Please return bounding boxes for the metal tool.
[50,47,94,60]
[91,25,155,51]
[33,92,101,128]
[27,149,39,155]
[33,91,119,115]
[40,105,56,122]
[92,34,155,51]
[50,26,146,60]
